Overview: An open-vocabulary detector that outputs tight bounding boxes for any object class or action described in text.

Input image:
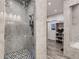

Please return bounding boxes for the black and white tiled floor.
[5,48,35,59]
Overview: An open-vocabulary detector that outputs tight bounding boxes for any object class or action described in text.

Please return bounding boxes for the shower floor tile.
[5,48,35,59]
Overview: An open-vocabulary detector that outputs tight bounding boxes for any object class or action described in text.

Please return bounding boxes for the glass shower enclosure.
[4,0,35,59]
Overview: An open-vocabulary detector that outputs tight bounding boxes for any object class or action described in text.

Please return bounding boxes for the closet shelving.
[56,23,64,43]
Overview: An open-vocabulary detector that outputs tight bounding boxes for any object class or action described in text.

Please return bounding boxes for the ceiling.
[15,0,31,6]
[6,0,63,17]
[47,0,64,16]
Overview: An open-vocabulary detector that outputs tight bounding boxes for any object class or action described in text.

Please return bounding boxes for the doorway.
[47,16,66,59]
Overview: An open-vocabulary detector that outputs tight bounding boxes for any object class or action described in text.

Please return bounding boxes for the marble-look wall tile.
[5,0,35,59]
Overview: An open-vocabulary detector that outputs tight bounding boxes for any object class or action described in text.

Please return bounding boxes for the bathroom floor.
[47,39,70,59]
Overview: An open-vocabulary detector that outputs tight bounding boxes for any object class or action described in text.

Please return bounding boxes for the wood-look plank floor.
[47,39,70,59]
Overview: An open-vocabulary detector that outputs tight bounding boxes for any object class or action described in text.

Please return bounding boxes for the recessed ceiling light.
[13,15,17,19]
[48,2,51,6]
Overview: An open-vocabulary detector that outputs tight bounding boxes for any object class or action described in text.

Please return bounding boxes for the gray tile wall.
[5,0,35,59]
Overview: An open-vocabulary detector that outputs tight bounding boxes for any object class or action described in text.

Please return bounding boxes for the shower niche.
[4,0,35,59]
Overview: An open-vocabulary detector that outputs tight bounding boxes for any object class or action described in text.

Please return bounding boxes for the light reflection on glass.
[13,15,17,19]
[17,15,21,20]
[0,11,3,15]
[9,13,13,18]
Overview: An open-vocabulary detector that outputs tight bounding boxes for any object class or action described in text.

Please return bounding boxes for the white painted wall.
[47,20,56,40]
